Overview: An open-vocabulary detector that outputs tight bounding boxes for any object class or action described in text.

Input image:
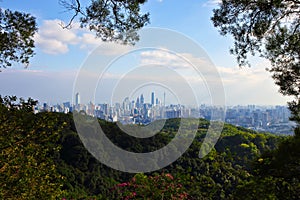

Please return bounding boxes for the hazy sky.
[0,0,291,106]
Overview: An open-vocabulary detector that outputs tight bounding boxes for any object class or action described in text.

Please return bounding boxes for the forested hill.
[1,98,300,199]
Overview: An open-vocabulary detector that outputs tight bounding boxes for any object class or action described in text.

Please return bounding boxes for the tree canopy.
[60,0,149,44]
[212,0,300,128]
[0,8,37,68]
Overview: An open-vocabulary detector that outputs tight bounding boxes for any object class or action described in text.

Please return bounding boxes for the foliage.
[1,97,295,199]
[211,0,299,67]
[233,134,300,199]
[0,96,65,199]
[0,95,37,112]
[212,0,300,127]
[0,8,37,68]
[112,173,188,199]
[60,0,150,44]
[234,176,300,200]
[253,136,300,179]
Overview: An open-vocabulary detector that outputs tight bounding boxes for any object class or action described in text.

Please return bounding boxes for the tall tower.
[136,97,140,108]
[151,92,155,106]
[75,92,80,105]
[140,94,144,105]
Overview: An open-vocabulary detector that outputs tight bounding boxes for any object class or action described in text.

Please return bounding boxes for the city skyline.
[37,91,294,135]
[39,90,291,108]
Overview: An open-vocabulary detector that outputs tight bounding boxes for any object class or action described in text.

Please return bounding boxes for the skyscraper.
[151,92,155,106]
[136,97,140,108]
[156,98,159,105]
[75,92,80,105]
[140,94,144,105]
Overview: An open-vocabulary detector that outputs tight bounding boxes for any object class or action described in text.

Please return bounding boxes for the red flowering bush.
[112,173,188,199]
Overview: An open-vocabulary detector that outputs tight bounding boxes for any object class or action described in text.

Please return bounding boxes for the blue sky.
[0,0,291,106]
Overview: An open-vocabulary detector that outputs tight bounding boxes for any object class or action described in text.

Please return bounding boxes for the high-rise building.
[166,109,181,119]
[102,103,108,115]
[136,97,140,108]
[151,92,155,106]
[63,102,71,108]
[123,97,130,111]
[140,94,144,105]
[75,92,80,105]
[43,103,48,111]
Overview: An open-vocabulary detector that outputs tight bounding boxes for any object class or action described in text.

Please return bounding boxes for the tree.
[211,0,300,130]
[112,173,189,199]
[0,0,149,69]
[0,96,66,199]
[0,8,37,68]
[60,0,150,44]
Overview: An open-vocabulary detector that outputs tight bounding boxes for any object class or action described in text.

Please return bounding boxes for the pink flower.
[179,193,188,199]
[117,182,128,187]
[165,173,174,180]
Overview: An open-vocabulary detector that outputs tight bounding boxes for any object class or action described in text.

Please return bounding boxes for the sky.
[0,0,292,106]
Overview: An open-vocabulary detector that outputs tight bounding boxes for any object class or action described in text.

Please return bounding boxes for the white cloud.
[35,20,79,54]
[216,65,292,105]
[202,0,221,7]
[139,49,221,85]
[80,33,103,49]
[140,50,189,68]
[217,66,268,83]
[40,20,78,44]
[34,19,131,55]
[139,50,211,70]
[34,34,69,54]
[93,42,133,56]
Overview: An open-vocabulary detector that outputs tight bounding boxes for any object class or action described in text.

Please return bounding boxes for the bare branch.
[59,0,84,29]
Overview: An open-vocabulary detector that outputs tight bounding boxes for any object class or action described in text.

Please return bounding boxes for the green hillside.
[1,97,300,199]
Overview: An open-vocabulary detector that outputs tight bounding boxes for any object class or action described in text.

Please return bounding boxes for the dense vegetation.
[1,97,300,199]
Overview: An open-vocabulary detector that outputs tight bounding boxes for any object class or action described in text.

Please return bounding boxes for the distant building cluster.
[81,92,193,125]
[35,92,295,135]
[201,105,294,135]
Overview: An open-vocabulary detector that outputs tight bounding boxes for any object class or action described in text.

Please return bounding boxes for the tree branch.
[59,0,85,29]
